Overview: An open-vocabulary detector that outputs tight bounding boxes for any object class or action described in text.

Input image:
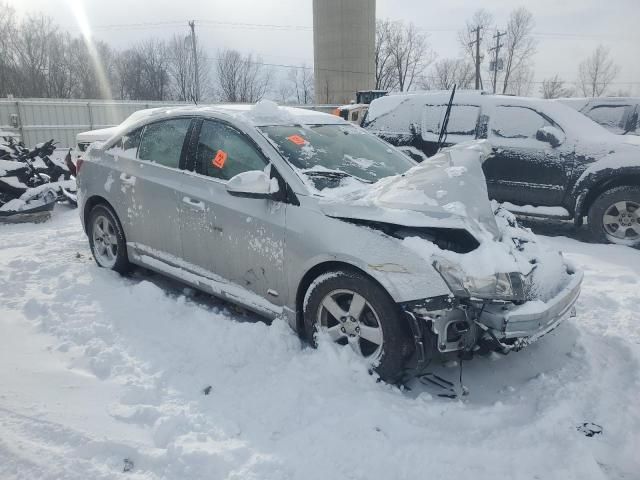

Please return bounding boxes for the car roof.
[120,103,346,129]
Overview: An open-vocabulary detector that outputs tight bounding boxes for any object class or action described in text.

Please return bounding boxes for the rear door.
[125,117,193,260]
[482,104,572,207]
[179,118,287,306]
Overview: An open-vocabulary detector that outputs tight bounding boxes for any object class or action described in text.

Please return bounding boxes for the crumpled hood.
[319,140,500,239]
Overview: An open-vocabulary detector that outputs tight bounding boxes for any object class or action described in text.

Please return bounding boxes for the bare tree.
[386,20,434,92]
[216,49,271,103]
[167,33,210,102]
[276,77,293,104]
[11,14,58,97]
[430,58,474,90]
[0,3,17,96]
[136,40,170,100]
[374,19,397,91]
[540,74,573,99]
[578,45,620,97]
[506,64,534,96]
[288,65,314,104]
[501,8,537,94]
[46,31,75,98]
[458,9,494,89]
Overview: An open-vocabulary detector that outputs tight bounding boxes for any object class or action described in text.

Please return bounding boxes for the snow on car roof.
[117,101,345,130]
[80,101,346,147]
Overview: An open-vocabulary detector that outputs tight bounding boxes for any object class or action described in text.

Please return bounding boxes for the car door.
[123,117,193,261]
[482,104,572,207]
[179,118,287,306]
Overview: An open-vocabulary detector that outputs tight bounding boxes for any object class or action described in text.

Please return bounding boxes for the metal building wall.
[0,99,187,148]
[313,0,376,105]
[0,99,341,148]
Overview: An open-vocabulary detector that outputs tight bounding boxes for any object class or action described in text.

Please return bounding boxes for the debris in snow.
[203,385,213,396]
[577,423,603,437]
[123,458,134,472]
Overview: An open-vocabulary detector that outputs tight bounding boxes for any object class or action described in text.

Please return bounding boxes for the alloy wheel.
[602,200,640,241]
[92,215,119,268]
[317,289,384,360]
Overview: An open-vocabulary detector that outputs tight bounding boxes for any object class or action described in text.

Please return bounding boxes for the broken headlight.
[433,258,526,301]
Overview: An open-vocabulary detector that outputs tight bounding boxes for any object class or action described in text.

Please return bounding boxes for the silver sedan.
[77,102,582,382]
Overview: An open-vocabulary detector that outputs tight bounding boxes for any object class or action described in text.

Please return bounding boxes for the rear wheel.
[303,270,413,382]
[88,204,131,273]
[588,186,640,246]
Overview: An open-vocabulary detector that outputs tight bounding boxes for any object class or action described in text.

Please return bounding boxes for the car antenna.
[436,84,456,153]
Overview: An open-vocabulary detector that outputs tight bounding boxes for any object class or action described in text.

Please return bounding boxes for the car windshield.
[259,124,415,187]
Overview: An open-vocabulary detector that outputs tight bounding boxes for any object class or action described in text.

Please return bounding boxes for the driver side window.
[196,120,267,181]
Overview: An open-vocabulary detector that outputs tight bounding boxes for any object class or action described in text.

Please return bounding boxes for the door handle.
[120,173,136,185]
[182,196,205,211]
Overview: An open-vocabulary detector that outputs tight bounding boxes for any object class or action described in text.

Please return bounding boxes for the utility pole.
[469,26,482,90]
[490,30,506,94]
[188,20,200,103]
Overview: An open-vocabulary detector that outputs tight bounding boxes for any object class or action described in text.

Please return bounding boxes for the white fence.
[0,98,339,148]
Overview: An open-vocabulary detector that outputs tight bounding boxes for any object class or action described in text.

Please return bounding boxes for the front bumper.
[477,268,583,349]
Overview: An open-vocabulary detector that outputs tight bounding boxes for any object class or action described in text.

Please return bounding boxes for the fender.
[571,162,640,221]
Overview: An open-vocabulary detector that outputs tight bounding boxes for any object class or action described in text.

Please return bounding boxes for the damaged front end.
[400,208,583,373]
[316,140,583,372]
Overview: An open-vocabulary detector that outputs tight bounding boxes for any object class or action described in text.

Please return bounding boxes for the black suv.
[363,91,640,246]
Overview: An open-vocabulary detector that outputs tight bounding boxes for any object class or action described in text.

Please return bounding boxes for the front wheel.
[587,186,640,247]
[303,270,414,382]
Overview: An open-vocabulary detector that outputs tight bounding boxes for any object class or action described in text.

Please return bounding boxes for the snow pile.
[0,209,639,479]
[241,99,296,124]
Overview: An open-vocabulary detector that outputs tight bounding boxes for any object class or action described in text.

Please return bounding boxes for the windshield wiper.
[302,170,371,183]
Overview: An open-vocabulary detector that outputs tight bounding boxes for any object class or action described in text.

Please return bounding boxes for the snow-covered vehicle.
[558,97,639,136]
[363,91,640,246]
[77,101,582,382]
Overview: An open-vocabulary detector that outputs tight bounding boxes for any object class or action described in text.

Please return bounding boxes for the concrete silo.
[313,0,376,104]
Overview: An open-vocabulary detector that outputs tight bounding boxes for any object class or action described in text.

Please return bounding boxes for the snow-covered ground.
[1,207,639,480]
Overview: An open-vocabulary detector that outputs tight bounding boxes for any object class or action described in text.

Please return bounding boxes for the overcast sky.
[9,0,640,96]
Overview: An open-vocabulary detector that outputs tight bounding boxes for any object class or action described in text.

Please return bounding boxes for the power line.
[88,19,634,43]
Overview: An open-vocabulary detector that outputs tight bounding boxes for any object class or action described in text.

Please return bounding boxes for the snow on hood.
[320,140,499,239]
[319,140,571,298]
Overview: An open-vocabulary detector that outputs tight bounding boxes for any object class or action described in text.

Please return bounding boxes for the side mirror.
[536,126,565,148]
[226,170,280,199]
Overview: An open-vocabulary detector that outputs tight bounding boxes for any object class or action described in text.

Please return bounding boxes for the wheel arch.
[83,195,117,232]
[294,261,398,334]
[574,171,640,223]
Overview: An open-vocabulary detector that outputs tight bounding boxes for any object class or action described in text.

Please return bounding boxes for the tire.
[302,269,414,383]
[88,203,131,273]
[587,186,640,247]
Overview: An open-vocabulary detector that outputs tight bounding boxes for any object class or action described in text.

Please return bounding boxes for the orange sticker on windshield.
[212,150,227,168]
[287,134,306,146]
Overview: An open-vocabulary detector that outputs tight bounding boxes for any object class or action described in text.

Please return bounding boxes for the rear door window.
[196,120,267,181]
[105,127,143,158]
[138,118,191,168]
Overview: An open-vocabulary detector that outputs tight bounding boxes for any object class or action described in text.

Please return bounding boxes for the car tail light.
[76,158,84,174]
